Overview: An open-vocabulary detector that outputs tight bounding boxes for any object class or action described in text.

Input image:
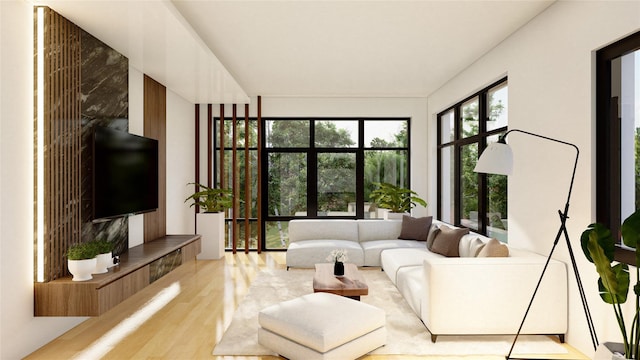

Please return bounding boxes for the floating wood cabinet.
[34,235,201,317]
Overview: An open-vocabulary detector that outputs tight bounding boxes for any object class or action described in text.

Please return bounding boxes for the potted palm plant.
[369,182,427,219]
[185,183,233,260]
[67,242,99,281]
[581,209,640,359]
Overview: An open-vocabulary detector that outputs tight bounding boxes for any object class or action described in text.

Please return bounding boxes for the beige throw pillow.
[398,215,433,241]
[467,237,486,257]
[430,226,469,257]
[477,238,509,257]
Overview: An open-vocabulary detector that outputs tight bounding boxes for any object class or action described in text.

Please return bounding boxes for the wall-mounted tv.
[93,126,159,220]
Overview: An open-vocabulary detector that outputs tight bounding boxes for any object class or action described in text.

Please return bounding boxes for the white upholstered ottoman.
[258,292,386,360]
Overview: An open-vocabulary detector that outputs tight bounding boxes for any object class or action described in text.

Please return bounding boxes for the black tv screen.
[93,126,159,220]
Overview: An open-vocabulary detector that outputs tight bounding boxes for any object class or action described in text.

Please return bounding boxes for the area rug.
[212,268,567,356]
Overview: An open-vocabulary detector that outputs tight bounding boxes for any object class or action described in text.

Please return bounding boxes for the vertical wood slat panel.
[257,96,262,253]
[40,8,82,281]
[219,105,225,190]
[143,75,167,243]
[194,104,200,223]
[244,104,250,253]
[231,105,238,253]
[219,105,226,249]
[207,104,212,188]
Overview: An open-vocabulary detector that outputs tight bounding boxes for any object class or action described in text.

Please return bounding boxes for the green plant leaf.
[185,183,233,213]
[581,223,614,263]
[584,227,629,304]
[621,210,640,268]
[369,182,427,213]
[597,263,629,304]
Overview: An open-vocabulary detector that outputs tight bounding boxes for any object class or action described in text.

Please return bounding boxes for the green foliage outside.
[459,97,507,227]
[217,119,410,249]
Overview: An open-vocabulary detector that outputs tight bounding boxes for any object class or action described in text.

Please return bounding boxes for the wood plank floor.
[26,252,588,360]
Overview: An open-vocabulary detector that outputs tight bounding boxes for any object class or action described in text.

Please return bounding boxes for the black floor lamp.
[473,129,598,360]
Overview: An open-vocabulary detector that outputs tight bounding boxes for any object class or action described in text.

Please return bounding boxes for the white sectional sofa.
[286,218,568,342]
[287,219,425,268]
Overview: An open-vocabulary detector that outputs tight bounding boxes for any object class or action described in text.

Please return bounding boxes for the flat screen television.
[93,126,159,220]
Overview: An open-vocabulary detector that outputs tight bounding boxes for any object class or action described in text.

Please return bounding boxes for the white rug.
[212,268,567,356]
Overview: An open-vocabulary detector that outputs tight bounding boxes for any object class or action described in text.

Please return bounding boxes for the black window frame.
[596,30,640,266]
[215,117,411,251]
[436,77,508,237]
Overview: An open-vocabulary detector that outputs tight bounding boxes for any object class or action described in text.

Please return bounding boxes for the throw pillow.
[398,215,433,241]
[426,224,440,250]
[468,237,486,257]
[430,226,469,257]
[477,238,509,257]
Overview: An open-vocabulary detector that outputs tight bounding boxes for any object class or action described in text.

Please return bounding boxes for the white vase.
[196,212,225,260]
[94,252,112,274]
[68,258,97,281]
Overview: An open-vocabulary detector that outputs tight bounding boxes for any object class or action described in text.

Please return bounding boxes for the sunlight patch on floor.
[71,282,181,360]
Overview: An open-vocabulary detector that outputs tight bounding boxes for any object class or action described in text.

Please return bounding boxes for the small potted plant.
[185,183,233,259]
[369,182,427,219]
[581,209,640,359]
[67,242,99,281]
[92,238,114,274]
[326,249,349,277]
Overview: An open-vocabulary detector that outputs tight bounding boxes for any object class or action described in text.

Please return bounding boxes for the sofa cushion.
[358,220,402,242]
[430,227,469,257]
[380,248,440,284]
[361,239,425,266]
[286,240,364,268]
[395,266,424,315]
[398,216,432,241]
[288,220,359,243]
[477,238,509,257]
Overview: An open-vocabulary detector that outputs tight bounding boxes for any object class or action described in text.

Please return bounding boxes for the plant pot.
[197,212,225,260]
[384,211,408,220]
[334,261,344,276]
[68,258,97,281]
[94,252,113,274]
[594,342,630,360]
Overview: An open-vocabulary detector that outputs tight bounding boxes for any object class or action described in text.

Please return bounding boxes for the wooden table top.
[313,263,368,297]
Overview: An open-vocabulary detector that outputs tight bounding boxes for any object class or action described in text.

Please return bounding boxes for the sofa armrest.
[421,256,568,336]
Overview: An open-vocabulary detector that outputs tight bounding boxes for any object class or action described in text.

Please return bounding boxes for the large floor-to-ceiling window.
[596,30,640,265]
[262,118,410,249]
[437,78,508,241]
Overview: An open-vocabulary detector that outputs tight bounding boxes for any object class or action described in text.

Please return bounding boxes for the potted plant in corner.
[185,182,233,260]
[92,238,114,274]
[67,242,99,281]
[369,182,427,220]
[581,209,640,360]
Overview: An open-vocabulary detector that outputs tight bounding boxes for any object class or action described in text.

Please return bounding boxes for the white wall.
[166,89,196,234]
[259,96,430,217]
[427,1,640,356]
[128,66,145,247]
[0,2,86,359]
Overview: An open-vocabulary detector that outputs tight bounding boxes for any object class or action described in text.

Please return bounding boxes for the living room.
[2,1,640,359]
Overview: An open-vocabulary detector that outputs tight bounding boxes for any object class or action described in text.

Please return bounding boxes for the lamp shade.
[474,141,513,175]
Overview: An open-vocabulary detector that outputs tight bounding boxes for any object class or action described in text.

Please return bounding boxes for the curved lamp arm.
[475,128,580,213]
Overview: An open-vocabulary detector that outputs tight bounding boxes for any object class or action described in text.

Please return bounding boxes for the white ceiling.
[36,0,555,103]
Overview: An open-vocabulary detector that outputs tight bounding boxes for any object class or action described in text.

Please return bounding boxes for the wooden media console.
[34,235,201,317]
